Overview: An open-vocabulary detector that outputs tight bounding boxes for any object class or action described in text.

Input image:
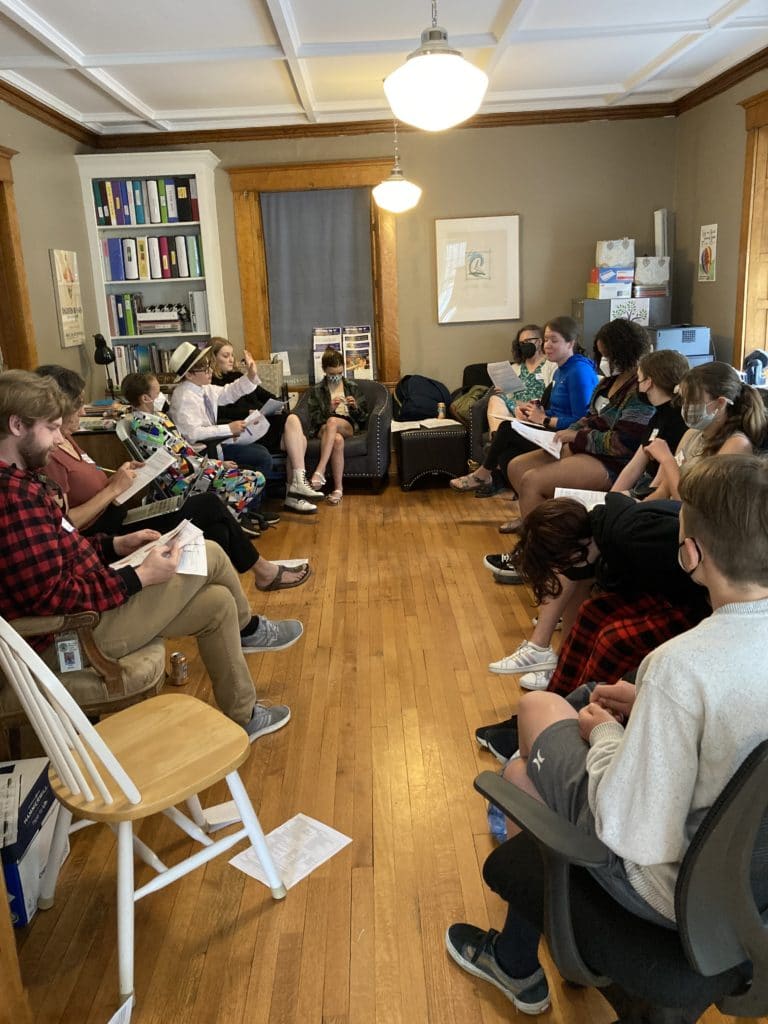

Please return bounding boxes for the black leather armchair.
[292,379,392,485]
[474,739,768,1023]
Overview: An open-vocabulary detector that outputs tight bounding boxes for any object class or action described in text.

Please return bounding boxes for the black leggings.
[482,420,540,479]
[85,491,259,574]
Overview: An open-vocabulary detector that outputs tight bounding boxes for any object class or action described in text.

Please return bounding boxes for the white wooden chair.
[0,614,286,1001]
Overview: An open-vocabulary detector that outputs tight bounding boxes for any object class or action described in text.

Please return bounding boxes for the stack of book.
[102,235,203,282]
[107,292,145,337]
[91,177,199,226]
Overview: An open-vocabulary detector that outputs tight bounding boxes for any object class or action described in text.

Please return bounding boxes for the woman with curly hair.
[502,318,654,533]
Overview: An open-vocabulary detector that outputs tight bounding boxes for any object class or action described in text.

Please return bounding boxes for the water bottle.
[436,402,446,420]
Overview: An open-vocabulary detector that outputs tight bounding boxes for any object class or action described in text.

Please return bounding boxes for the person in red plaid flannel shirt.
[0,370,301,743]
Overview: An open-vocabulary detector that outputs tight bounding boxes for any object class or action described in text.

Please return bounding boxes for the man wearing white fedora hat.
[168,342,273,479]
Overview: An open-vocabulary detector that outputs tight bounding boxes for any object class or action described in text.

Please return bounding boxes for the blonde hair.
[679,362,767,454]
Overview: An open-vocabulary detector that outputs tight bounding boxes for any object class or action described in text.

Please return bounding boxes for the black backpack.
[393,374,452,421]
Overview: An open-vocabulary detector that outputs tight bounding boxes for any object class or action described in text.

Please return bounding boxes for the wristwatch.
[543,415,552,429]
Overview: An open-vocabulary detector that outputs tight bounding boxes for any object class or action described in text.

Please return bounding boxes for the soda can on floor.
[169,651,189,686]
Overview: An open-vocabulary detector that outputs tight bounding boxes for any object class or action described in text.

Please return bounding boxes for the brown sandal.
[256,563,313,592]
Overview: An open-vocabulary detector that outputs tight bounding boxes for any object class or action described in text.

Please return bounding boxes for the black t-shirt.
[641,401,687,476]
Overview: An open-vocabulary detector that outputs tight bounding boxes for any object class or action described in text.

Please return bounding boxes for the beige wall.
[2,66,766,394]
[674,69,768,363]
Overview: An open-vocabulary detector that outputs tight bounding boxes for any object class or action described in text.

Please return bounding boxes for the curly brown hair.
[510,498,594,603]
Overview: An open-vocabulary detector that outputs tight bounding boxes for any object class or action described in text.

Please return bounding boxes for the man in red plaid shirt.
[0,370,300,743]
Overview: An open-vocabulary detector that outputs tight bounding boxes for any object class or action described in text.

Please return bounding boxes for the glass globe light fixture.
[373,122,422,214]
[383,1,488,132]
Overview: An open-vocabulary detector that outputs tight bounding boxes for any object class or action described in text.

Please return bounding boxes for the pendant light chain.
[392,120,402,174]
[432,1,438,28]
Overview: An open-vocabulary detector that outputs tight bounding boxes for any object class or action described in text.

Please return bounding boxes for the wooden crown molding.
[3,45,768,149]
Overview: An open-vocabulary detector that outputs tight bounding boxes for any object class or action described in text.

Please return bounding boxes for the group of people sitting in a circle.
[443,316,768,1015]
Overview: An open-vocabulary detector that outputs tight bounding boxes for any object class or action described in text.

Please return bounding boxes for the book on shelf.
[146,179,161,224]
[175,177,192,221]
[189,178,199,220]
[165,179,179,222]
[185,235,201,277]
[158,236,172,279]
[136,237,150,280]
[132,180,146,224]
[106,237,125,281]
[92,181,106,225]
[122,238,139,281]
[174,235,190,277]
[107,294,118,336]
[140,180,150,222]
[147,236,162,279]
[125,179,137,225]
[157,178,169,224]
[104,181,117,226]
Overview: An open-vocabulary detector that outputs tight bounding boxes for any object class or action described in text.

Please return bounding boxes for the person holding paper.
[505,319,653,533]
[123,372,271,532]
[210,338,286,453]
[39,368,310,592]
[0,371,305,742]
[486,324,554,434]
[169,342,273,477]
[450,317,596,498]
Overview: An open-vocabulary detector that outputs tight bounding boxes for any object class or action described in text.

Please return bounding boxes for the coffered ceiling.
[0,0,767,137]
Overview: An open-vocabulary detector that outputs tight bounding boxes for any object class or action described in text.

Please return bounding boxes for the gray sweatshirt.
[585,598,768,921]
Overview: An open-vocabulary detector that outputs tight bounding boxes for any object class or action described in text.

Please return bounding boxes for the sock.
[493,909,542,980]
[240,616,260,638]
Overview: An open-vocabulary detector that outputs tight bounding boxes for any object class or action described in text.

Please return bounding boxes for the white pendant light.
[373,121,422,214]
[383,1,488,132]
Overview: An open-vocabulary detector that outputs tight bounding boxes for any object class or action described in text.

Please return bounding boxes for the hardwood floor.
[12,478,753,1022]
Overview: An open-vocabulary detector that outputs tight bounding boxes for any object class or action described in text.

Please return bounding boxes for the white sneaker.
[488,640,558,675]
[290,470,325,500]
[283,494,317,514]
[519,669,553,691]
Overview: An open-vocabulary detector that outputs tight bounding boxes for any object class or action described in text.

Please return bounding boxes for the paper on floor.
[229,813,352,889]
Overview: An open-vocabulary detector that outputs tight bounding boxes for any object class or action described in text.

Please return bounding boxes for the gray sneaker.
[241,617,303,653]
[445,924,550,1015]
[244,702,291,744]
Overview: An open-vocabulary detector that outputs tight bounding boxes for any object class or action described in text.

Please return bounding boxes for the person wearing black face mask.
[450,323,554,495]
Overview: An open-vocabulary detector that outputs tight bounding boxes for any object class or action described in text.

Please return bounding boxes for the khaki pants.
[93,541,256,725]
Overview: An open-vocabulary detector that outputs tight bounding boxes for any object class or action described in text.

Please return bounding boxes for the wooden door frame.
[0,147,37,369]
[227,158,400,384]
[735,90,768,367]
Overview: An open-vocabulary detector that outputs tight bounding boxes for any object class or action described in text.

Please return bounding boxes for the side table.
[393,425,468,490]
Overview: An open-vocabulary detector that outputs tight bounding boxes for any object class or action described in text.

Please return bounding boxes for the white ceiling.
[0,0,767,136]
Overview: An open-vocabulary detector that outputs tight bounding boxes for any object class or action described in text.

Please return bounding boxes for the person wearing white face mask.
[642,362,766,501]
[281,347,369,509]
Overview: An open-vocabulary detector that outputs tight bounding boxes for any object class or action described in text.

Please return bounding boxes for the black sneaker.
[483,552,520,580]
[445,925,550,1014]
[255,509,281,527]
[475,716,519,763]
[239,516,261,538]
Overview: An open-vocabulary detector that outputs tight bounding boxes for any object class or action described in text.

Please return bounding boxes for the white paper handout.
[390,418,464,432]
[487,361,524,394]
[230,813,352,890]
[554,487,607,511]
[109,520,208,576]
[508,419,562,458]
[259,397,286,417]
[106,996,134,1024]
[112,448,177,505]
[230,408,269,445]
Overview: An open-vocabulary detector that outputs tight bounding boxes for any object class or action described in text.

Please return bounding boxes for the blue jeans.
[220,442,273,476]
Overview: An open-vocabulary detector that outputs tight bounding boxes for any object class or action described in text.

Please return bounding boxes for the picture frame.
[435,215,520,324]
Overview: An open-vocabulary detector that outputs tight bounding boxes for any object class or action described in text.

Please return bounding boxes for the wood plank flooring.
[12,478,756,1023]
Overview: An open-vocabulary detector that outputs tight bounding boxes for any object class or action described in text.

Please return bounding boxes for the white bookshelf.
[75,150,227,372]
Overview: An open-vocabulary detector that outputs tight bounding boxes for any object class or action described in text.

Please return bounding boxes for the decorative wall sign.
[49,249,85,347]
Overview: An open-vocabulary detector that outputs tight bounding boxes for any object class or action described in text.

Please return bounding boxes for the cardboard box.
[589,266,634,285]
[596,238,635,268]
[586,282,632,300]
[634,256,670,286]
[1,758,62,927]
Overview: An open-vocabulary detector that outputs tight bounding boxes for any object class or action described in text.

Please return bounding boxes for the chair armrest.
[474,771,612,988]
[13,612,125,695]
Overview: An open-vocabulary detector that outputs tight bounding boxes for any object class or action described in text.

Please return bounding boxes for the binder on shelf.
[132,180,146,224]
[174,236,190,277]
[158,236,172,279]
[107,294,118,337]
[157,178,169,223]
[174,177,193,221]
[136,237,150,280]
[115,295,127,336]
[146,179,161,224]
[140,180,150,222]
[165,179,179,222]
[106,237,125,281]
[125,179,137,225]
[169,248,179,277]
[123,293,136,336]
[189,178,199,220]
[147,236,162,279]
[122,238,139,281]
[189,290,209,333]
[185,235,201,277]
[92,181,106,225]
[101,239,111,280]
[113,343,129,381]
[117,180,130,225]
[104,181,117,226]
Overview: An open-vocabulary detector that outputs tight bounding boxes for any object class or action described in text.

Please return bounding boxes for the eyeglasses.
[190,362,213,374]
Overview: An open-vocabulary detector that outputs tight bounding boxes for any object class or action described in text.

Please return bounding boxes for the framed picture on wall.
[435,215,520,324]
[49,249,85,347]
